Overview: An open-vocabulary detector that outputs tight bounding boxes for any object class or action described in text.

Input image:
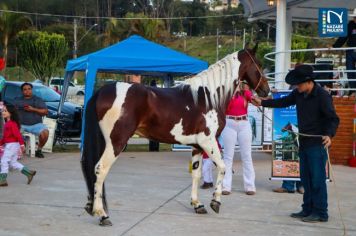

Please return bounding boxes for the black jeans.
[299,145,328,218]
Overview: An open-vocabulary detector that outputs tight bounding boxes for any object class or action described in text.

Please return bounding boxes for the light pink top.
[226,90,252,116]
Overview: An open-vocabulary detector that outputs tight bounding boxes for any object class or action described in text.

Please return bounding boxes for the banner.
[271,92,329,180]
[263,107,273,143]
[247,105,263,146]
[272,92,299,179]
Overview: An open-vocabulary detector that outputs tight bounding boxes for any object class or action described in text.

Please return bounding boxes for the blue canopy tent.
[58,35,208,144]
[59,35,208,114]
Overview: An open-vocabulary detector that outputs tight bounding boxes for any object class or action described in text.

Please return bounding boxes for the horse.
[281,122,299,161]
[282,122,299,147]
[81,46,270,226]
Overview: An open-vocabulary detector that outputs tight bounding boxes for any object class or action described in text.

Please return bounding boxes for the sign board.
[271,92,330,180]
[318,8,348,37]
[42,117,57,153]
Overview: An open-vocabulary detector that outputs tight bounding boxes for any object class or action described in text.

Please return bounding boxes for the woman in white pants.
[222,82,255,195]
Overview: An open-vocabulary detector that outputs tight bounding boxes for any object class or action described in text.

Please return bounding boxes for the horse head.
[282,122,292,132]
[237,44,270,97]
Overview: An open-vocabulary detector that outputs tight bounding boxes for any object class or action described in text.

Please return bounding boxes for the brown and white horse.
[81,46,270,226]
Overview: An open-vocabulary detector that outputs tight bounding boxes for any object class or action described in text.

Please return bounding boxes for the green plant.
[17,31,68,85]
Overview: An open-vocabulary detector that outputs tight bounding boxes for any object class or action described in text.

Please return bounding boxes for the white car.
[49,77,85,96]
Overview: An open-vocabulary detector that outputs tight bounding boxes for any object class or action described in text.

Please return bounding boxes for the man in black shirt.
[252,65,339,223]
[333,8,356,94]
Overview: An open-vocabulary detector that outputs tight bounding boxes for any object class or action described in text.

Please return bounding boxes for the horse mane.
[182,52,240,110]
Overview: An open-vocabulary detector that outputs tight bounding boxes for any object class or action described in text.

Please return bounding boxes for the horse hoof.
[84,202,94,216]
[99,217,113,227]
[194,205,208,214]
[210,200,221,214]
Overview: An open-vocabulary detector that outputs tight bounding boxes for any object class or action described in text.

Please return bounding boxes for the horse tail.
[81,91,107,213]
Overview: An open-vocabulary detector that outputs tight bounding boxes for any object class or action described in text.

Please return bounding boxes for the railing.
[263,47,356,94]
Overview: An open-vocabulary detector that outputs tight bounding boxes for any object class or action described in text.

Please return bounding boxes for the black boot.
[35,149,44,158]
[0,173,8,187]
[200,182,214,189]
[290,210,310,219]
[21,167,36,184]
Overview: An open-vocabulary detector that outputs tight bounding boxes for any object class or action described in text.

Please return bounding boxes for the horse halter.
[244,50,265,92]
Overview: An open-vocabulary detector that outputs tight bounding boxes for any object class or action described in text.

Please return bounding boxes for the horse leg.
[92,146,116,224]
[201,140,225,214]
[93,118,137,226]
[191,148,207,214]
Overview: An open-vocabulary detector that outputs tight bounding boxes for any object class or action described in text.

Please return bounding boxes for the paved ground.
[0,151,355,236]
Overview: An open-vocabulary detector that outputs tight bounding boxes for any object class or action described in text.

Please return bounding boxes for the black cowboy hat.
[285,64,315,85]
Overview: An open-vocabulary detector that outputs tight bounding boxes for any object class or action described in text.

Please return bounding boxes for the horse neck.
[185,53,240,111]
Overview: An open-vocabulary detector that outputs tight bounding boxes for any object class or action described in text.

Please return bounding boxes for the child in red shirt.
[0,104,36,187]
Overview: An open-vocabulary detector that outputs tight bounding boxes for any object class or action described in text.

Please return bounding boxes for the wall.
[329,96,356,165]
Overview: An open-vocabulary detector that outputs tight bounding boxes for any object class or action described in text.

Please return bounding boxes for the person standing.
[332,8,356,95]
[252,65,339,223]
[14,82,49,158]
[0,104,36,187]
[200,139,222,189]
[221,82,256,196]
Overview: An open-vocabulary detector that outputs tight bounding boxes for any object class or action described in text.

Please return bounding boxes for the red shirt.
[0,120,24,146]
[226,90,252,116]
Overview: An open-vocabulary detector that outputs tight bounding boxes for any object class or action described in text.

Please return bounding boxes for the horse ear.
[252,43,259,54]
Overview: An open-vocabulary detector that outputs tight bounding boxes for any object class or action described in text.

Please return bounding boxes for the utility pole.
[73,19,78,59]
[232,21,236,51]
[243,28,246,48]
[216,28,219,62]
[267,23,270,45]
[251,27,254,43]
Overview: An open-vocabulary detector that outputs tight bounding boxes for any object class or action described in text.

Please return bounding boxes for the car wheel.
[77,91,84,96]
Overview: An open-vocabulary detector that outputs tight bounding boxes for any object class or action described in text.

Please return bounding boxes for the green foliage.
[291,35,314,63]
[0,3,32,67]
[101,13,167,46]
[255,42,273,68]
[17,31,68,84]
[43,23,100,59]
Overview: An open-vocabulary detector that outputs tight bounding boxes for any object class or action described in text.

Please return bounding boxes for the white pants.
[202,158,214,183]
[1,143,24,174]
[222,119,255,192]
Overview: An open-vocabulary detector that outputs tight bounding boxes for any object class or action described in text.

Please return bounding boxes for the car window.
[51,79,65,86]
[69,82,75,87]
[33,85,60,102]
[4,84,22,103]
[51,79,60,85]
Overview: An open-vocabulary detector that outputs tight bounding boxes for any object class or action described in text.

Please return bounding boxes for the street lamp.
[73,19,98,58]
[267,0,275,6]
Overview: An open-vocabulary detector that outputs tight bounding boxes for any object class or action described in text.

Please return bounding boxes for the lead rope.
[260,111,346,235]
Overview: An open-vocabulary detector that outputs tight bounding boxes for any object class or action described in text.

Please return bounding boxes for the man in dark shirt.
[332,9,356,94]
[14,82,49,158]
[252,65,339,223]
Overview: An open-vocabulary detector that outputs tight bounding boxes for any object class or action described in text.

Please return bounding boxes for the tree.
[0,3,32,68]
[101,13,167,46]
[43,23,100,59]
[17,31,68,84]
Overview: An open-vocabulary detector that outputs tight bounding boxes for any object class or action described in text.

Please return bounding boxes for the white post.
[267,23,270,45]
[243,28,246,47]
[284,10,292,82]
[73,19,78,59]
[275,0,287,89]
[216,28,219,62]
